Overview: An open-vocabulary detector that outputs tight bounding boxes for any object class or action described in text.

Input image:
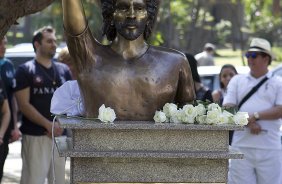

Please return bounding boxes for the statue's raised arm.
[61,0,195,120]
[61,0,99,73]
[62,0,86,35]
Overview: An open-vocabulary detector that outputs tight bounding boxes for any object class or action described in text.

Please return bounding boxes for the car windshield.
[272,65,282,77]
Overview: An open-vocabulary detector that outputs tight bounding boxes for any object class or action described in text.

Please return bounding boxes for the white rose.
[215,110,235,125]
[196,115,207,124]
[181,115,195,124]
[182,104,197,118]
[233,112,249,125]
[153,111,167,123]
[170,110,182,124]
[206,109,221,125]
[217,113,230,125]
[207,103,222,113]
[98,104,116,123]
[179,109,194,124]
[195,104,206,116]
[163,103,178,118]
[221,110,234,124]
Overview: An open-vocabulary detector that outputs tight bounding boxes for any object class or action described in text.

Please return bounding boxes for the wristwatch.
[254,112,260,120]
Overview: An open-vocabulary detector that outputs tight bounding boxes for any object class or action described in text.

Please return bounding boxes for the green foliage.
[6,0,282,58]
[150,32,164,46]
[242,0,282,44]
[272,47,282,62]
[14,1,102,43]
[29,2,64,41]
[83,2,103,41]
[214,20,232,45]
[153,0,216,51]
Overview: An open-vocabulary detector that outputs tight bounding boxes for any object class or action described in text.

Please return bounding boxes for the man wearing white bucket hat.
[223,38,282,184]
[195,42,216,66]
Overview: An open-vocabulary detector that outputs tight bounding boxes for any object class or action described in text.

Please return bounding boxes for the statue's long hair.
[101,0,160,41]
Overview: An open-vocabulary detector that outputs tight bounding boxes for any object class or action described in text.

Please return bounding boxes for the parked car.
[5,43,61,69]
[271,64,282,77]
[198,65,250,91]
[269,64,282,139]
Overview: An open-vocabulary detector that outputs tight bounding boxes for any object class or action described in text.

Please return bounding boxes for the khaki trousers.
[20,135,65,184]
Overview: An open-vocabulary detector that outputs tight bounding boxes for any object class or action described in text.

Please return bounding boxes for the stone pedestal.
[55,116,243,184]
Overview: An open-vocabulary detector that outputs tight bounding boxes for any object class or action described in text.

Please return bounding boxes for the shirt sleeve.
[14,65,30,91]
[2,61,16,89]
[0,80,7,99]
[222,75,239,105]
[274,76,282,106]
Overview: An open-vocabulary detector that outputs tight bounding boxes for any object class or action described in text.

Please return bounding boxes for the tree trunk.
[273,0,281,16]
[23,15,32,42]
[0,0,54,38]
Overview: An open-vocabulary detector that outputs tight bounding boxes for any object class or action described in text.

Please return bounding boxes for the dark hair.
[219,64,238,88]
[101,0,160,41]
[32,26,55,52]
[185,53,201,83]
[205,47,214,52]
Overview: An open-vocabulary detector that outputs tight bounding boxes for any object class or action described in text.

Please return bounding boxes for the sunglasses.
[245,52,260,59]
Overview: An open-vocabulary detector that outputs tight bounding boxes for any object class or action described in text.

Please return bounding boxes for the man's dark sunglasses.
[245,52,260,59]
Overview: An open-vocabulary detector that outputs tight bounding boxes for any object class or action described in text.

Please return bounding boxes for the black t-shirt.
[0,58,16,139]
[14,60,72,136]
[0,79,8,141]
[196,86,213,102]
[0,80,7,107]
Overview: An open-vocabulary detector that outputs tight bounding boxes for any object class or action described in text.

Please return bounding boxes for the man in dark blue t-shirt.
[0,35,20,182]
[0,78,11,182]
[14,26,72,184]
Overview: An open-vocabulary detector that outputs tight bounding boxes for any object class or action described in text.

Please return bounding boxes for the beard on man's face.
[115,18,147,41]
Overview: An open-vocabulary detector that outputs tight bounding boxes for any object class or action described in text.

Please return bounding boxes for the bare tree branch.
[0,0,54,38]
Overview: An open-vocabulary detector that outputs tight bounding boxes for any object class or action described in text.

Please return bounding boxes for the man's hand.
[46,122,64,139]
[247,115,262,134]
[9,128,21,143]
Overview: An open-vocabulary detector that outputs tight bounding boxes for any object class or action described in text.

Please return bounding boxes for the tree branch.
[0,0,54,38]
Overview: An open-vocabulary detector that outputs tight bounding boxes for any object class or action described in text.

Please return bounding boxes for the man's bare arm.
[62,0,87,35]
[9,95,21,142]
[15,88,63,137]
[0,100,10,144]
[253,105,282,120]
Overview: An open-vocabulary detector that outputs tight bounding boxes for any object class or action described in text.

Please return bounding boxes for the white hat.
[204,43,216,50]
[247,38,273,59]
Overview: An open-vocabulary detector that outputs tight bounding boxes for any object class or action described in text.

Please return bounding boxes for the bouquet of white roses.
[153,102,248,126]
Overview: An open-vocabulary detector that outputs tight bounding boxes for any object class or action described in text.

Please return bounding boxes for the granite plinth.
[55,116,244,184]
[71,157,228,183]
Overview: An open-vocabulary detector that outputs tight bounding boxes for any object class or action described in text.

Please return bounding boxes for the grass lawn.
[215,49,245,67]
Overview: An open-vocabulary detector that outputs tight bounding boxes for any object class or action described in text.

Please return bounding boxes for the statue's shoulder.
[149,45,186,60]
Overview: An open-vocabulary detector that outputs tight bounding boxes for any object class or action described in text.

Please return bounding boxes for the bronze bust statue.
[62,0,195,120]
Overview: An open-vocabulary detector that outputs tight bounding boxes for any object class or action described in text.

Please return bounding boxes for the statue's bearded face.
[113,0,148,40]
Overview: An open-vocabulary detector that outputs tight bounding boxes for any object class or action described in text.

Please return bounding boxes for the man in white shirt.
[195,43,215,66]
[223,38,282,184]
